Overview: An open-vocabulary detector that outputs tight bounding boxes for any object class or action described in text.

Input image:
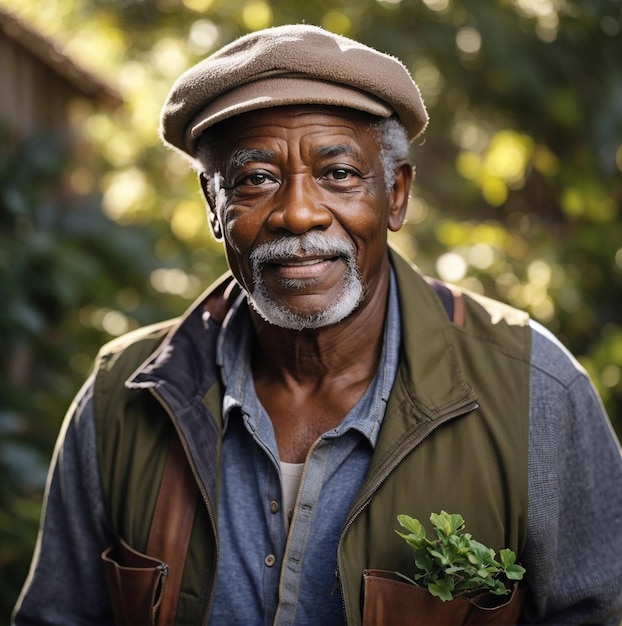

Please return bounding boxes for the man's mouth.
[277,256,337,267]
[266,256,341,282]
[250,233,355,288]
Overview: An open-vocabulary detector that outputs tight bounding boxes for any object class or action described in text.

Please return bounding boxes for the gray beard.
[248,232,363,330]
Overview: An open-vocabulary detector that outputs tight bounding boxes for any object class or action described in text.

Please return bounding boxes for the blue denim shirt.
[208,271,401,626]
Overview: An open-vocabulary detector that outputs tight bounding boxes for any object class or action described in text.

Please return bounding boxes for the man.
[13,24,622,625]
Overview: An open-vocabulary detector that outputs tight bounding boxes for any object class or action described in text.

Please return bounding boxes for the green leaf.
[505,563,526,580]
[429,549,451,566]
[430,511,465,537]
[499,548,516,568]
[490,580,510,595]
[397,514,426,538]
[395,529,427,550]
[414,551,434,576]
[469,540,496,565]
[499,549,515,567]
[428,580,454,602]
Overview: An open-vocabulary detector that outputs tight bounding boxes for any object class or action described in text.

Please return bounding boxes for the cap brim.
[185,76,394,155]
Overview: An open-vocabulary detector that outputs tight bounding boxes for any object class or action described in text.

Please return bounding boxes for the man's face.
[208,106,409,330]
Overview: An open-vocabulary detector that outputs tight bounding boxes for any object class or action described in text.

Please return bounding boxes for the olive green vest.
[93,249,530,625]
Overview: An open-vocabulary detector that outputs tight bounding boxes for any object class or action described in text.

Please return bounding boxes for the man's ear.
[199,171,224,240]
[387,161,414,232]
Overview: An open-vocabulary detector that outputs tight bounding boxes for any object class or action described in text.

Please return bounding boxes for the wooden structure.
[0,7,122,139]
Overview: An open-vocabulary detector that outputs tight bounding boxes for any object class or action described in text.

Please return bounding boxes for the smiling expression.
[204,106,410,329]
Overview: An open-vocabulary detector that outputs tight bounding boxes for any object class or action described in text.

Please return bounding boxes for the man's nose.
[266,175,332,234]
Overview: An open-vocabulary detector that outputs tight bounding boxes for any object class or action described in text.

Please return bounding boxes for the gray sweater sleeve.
[12,376,115,625]
[524,321,622,625]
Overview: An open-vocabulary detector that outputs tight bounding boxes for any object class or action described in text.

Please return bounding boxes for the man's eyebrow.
[313,144,364,161]
[228,148,276,169]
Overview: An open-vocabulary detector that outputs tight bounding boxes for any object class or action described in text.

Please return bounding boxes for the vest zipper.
[336,396,479,624]
[149,387,220,625]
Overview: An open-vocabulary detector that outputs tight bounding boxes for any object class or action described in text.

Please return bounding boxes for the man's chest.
[208,414,372,624]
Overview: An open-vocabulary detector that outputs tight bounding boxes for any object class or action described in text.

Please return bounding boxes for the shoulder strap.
[425,277,465,326]
[147,435,198,626]
[143,281,240,625]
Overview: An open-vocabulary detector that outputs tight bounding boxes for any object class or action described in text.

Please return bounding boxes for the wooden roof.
[0,6,123,109]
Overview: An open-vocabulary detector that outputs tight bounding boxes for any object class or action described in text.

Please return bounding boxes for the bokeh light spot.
[182,0,214,12]
[436,220,469,246]
[242,0,273,31]
[602,365,621,388]
[101,310,130,336]
[150,38,189,77]
[170,200,206,241]
[436,252,467,282]
[188,20,219,55]
[422,0,450,12]
[469,243,495,270]
[482,177,508,206]
[456,27,482,56]
[102,168,149,221]
[322,10,351,35]
[484,131,533,184]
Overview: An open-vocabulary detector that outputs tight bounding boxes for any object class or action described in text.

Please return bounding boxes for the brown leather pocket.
[102,538,168,626]
[362,569,524,626]
[465,583,525,625]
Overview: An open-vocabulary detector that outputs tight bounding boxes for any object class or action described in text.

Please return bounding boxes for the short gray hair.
[373,117,410,192]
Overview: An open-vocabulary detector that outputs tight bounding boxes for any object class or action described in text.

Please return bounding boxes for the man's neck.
[249,268,391,462]
[250,267,390,387]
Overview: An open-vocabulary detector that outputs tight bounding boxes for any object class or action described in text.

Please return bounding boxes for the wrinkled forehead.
[202,105,383,163]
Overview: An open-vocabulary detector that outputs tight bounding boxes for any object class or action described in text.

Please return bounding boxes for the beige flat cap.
[160,24,428,158]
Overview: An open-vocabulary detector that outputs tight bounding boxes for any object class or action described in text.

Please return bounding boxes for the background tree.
[1,0,621,620]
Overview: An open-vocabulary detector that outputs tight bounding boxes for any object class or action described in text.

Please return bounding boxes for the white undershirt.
[280,461,304,526]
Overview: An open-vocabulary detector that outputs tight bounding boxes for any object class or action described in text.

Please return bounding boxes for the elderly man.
[13,25,622,626]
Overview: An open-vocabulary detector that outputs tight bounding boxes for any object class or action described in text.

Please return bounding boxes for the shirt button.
[264,554,276,567]
[270,500,279,514]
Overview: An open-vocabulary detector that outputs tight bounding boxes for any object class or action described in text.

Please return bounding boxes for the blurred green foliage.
[0,127,159,612]
[1,0,621,621]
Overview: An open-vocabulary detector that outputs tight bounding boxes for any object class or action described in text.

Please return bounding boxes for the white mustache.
[250,233,355,267]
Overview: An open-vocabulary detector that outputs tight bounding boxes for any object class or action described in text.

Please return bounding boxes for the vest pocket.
[362,569,524,625]
[102,537,168,626]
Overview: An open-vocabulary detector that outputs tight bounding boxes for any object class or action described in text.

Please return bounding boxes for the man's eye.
[230,171,278,197]
[241,173,271,186]
[329,168,350,180]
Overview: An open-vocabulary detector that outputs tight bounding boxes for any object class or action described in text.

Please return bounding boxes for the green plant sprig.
[395,511,526,602]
